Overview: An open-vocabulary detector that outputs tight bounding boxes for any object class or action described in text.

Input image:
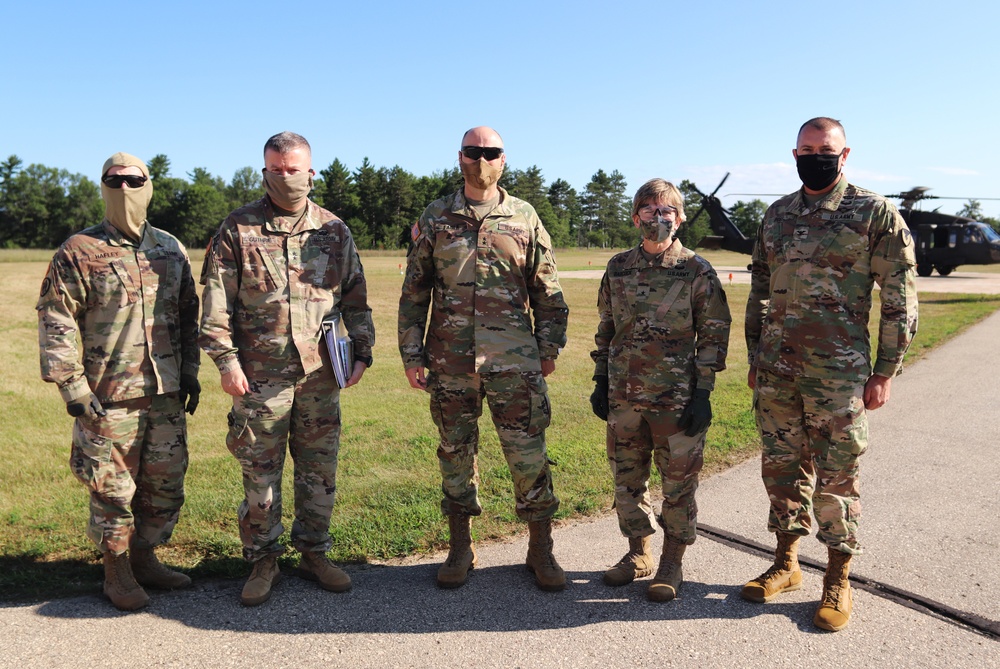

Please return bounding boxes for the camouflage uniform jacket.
[37,220,199,404]
[746,178,918,381]
[592,240,731,408]
[398,188,568,374]
[199,197,373,379]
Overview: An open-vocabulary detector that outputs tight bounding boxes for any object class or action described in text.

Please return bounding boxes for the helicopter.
[688,175,1000,277]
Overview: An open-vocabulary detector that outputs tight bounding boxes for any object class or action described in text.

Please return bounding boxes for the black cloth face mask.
[796,152,842,191]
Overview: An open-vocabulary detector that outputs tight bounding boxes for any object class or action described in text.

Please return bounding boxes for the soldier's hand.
[747,366,757,390]
[540,359,556,377]
[67,393,107,420]
[863,374,892,410]
[179,374,201,415]
[344,360,368,389]
[589,376,610,421]
[679,389,712,436]
[405,367,428,392]
[221,368,250,397]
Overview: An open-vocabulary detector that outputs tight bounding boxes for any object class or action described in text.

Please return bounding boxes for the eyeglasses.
[461,146,504,161]
[637,205,677,221]
[102,174,148,189]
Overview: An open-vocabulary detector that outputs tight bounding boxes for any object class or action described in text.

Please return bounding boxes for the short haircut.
[632,179,686,222]
[798,117,846,142]
[264,131,311,157]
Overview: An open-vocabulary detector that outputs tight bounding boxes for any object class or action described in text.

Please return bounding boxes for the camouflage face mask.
[640,215,675,243]
[262,170,313,212]
[460,159,502,190]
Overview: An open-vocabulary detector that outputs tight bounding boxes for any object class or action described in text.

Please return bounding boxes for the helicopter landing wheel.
[935,265,955,276]
[916,263,933,277]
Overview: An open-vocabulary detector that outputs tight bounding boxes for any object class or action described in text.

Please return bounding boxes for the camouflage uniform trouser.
[607,405,705,544]
[70,393,187,555]
[754,368,868,555]
[428,371,559,522]
[227,367,341,562]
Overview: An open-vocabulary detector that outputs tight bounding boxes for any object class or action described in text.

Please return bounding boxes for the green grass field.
[2,247,998,601]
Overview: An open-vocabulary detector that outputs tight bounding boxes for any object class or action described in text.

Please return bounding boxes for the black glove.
[678,388,712,436]
[179,374,201,415]
[589,375,610,421]
[67,393,107,420]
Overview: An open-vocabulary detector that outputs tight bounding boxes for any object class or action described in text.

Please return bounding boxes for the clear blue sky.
[4,0,999,217]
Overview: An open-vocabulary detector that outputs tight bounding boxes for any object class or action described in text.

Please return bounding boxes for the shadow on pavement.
[29,562,829,635]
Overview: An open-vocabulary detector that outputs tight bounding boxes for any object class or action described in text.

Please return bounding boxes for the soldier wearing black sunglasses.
[399,126,569,593]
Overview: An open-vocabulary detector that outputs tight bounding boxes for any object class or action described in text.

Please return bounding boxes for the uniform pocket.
[70,421,116,493]
[226,401,258,468]
[525,372,551,435]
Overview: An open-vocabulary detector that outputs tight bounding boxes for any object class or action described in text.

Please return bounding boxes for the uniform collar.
[788,176,849,215]
[263,197,322,234]
[102,219,161,251]
[451,187,515,220]
[626,238,686,268]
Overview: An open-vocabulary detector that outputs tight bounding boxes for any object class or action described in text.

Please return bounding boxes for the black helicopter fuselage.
[902,209,1000,277]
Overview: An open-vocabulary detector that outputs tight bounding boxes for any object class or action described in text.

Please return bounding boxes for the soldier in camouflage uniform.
[590,179,731,602]
[742,118,918,631]
[398,126,569,591]
[37,152,200,611]
[200,132,374,606]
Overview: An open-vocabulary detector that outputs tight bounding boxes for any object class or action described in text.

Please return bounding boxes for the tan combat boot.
[814,548,853,631]
[526,518,566,591]
[102,551,149,611]
[241,555,281,606]
[603,535,655,587]
[647,536,686,602]
[437,514,477,588]
[299,551,352,593]
[130,546,192,590]
[741,532,803,602]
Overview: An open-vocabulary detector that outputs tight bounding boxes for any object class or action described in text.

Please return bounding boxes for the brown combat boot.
[130,546,192,590]
[741,532,803,602]
[241,555,281,606]
[526,518,566,591]
[102,551,149,611]
[603,535,655,587]
[647,536,686,602]
[299,551,352,593]
[437,514,477,588]
[814,548,853,631]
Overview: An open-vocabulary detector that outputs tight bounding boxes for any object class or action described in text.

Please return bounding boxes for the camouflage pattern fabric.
[37,220,200,404]
[398,187,568,375]
[70,394,188,555]
[200,197,373,379]
[754,369,867,555]
[226,368,342,561]
[200,196,372,561]
[607,406,704,544]
[592,240,731,409]
[592,240,730,543]
[746,179,918,380]
[427,371,558,521]
[745,179,918,555]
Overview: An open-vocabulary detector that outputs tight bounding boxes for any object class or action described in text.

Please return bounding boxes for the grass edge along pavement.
[1,250,998,602]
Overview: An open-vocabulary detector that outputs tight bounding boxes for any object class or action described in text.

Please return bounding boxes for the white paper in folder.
[322,315,354,388]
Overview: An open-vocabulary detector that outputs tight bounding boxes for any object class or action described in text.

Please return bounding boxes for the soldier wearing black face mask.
[742,117,918,632]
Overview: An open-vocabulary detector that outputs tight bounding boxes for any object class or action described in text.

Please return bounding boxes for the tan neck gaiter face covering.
[262,170,313,212]
[101,152,153,243]
[460,159,503,190]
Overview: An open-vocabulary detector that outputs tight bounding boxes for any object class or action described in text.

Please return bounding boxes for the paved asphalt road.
[2,313,998,667]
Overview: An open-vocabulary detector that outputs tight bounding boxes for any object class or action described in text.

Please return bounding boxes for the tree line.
[0,152,777,251]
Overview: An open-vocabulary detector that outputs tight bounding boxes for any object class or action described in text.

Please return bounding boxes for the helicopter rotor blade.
[709,173,730,198]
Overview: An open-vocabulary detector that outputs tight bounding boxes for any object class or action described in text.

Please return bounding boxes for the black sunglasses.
[102,174,148,189]
[461,146,504,161]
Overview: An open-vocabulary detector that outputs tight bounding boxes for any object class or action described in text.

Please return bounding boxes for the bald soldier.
[200,131,374,606]
[398,126,569,591]
[742,117,918,631]
[38,152,200,611]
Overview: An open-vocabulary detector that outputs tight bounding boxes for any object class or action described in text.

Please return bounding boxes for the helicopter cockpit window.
[980,225,1000,243]
[964,228,984,245]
